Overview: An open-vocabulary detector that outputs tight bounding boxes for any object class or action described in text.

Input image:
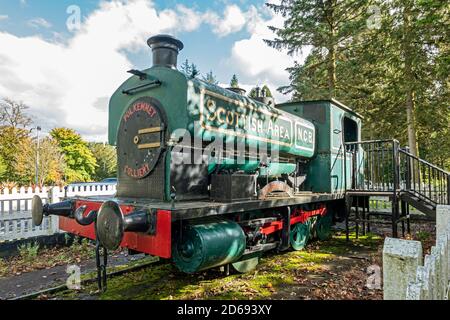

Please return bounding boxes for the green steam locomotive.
[32,34,363,275]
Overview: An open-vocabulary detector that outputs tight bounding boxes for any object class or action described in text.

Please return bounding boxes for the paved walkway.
[0,252,146,299]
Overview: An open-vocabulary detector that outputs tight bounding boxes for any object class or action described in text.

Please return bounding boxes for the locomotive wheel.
[316,214,333,241]
[290,220,311,251]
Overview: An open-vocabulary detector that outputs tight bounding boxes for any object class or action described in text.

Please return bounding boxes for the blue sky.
[0,0,304,141]
[0,0,266,77]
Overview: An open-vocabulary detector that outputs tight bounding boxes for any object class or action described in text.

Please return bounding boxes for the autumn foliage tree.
[14,137,66,186]
[0,154,6,181]
[50,128,97,183]
[88,142,117,181]
[0,98,33,182]
[0,98,118,185]
[0,98,33,128]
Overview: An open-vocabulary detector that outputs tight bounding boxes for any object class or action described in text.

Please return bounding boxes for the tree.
[190,64,200,78]
[203,70,219,85]
[249,85,273,98]
[0,154,6,181]
[266,0,371,99]
[268,0,449,165]
[379,0,449,158]
[0,126,31,182]
[230,74,239,88]
[262,85,273,98]
[341,0,449,159]
[14,137,66,186]
[88,143,117,181]
[50,128,97,183]
[0,98,33,129]
[249,87,258,98]
[180,59,192,76]
[180,59,200,78]
[0,98,34,182]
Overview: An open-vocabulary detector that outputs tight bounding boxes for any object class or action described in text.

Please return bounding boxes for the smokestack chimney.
[147,34,184,69]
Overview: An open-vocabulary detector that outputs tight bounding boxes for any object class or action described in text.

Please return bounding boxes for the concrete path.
[0,252,146,300]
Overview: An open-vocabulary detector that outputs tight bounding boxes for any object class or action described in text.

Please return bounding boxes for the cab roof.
[276,98,364,120]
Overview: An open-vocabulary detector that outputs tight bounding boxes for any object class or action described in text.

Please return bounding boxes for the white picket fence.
[0,183,117,243]
[383,205,450,300]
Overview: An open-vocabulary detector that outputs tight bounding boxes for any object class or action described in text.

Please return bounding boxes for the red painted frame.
[59,201,326,258]
[59,200,172,258]
[260,206,327,235]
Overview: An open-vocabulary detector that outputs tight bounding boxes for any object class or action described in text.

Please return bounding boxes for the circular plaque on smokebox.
[118,97,166,180]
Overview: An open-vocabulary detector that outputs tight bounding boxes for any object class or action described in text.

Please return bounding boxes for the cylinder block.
[172,220,246,273]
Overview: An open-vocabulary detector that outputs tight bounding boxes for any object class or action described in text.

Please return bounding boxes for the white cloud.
[0,0,204,141]
[225,5,310,103]
[201,2,306,102]
[0,15,8,21]
[173,5,202,32]
[0,0,305,141]
[205,4,247,37]
[28,17,52,29]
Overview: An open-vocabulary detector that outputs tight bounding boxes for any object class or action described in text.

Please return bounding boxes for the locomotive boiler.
[32,35,363,275]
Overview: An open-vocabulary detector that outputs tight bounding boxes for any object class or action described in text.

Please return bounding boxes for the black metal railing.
[399,149,449,205]
[345,139,450,206]
[344,140,400,192]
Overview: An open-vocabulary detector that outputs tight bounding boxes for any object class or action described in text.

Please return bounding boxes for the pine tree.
[180,59,192,76]
[190,64,200,78]
[180,59,200,78]
[342,0,449,158]
[230,74,239,88]
[203,71,219,85]
[266,0,371,99]
[267,0,449,165]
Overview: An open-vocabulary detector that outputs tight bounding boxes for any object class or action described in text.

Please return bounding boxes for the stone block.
[383,237,423,300]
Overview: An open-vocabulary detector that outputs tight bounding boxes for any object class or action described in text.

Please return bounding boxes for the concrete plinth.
[383,237,423,300]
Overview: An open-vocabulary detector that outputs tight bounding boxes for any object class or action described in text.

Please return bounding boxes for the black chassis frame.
[72,192,344,222]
